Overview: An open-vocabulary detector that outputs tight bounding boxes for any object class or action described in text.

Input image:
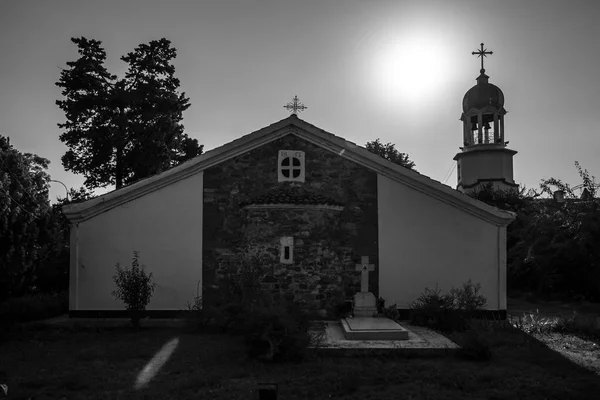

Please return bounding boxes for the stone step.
[341,317,409,340]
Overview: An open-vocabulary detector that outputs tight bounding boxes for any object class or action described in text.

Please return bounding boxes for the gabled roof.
[63,114,516,226]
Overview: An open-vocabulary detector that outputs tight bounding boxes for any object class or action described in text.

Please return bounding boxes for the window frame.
[278,150,305,182]
[280,236,294,264]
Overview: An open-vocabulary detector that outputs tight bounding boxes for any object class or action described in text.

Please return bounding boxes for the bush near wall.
[185,261,314,362]
[0,291,68,324]
[408,280,488,333]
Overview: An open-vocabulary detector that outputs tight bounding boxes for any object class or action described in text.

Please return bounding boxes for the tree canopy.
[0,135,52,299]
[56,37,203,190]
[470,162,600,301]
[365,139,416,171]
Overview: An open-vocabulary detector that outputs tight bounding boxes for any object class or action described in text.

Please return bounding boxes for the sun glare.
[134,337,180,391]
[372,36,449,108]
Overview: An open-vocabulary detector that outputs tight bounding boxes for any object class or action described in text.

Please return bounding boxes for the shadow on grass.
[2,319,600,399]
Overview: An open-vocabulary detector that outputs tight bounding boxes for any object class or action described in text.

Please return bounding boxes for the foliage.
[365,138,416,171]
[33,186,94,295]
[181,295,211,331]
[333,299,354,318]
[410,285,455,312]
[538,161,597,200]
[187,255,314,362]
[242,296,312,362]
[470,162,600,302]
[511,310,580,335]
[382,303,401,321]
[409,281,488,332]
[449,280,488,311]
[376,296,385,314]
[56,37,203,190]
[111,251,156,328]
[0,135,93,299]
[0,291,68,324]
[575,161,598,198]
[0,135,52,300]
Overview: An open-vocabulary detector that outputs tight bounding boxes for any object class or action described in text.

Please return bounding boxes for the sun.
[371,36,449,107]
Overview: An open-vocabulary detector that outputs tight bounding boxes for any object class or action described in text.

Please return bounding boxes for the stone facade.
[202,133,378,316]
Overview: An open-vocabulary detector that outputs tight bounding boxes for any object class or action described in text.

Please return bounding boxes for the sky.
[1,0,599,202]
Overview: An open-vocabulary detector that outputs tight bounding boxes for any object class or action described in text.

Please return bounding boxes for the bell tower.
[453,43,518,193]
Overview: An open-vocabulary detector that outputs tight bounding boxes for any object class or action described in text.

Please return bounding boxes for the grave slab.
[308,320,459,357]
[341,317,409,340]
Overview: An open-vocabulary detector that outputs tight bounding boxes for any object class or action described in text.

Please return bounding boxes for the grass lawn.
[1,319,600,400]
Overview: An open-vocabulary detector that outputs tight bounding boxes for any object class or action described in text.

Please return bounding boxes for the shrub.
[194,256,314,362]
[449,280,487,311]
[511,309,579,335]
[409,281,488,332]
[409,285,456,330]
[111,251,156,328]
[552,311,578,333]
[243,298,311,362]
[382,303,401,321]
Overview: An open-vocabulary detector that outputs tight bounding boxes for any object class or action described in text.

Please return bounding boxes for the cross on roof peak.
[472,43,493,74]
[284,95,307,115]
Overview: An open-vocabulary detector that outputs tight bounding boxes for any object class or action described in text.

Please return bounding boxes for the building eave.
[63,114,516,226]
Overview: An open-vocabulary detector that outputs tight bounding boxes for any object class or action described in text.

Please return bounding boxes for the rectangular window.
[280,236,294,264]
[278,150,305,182]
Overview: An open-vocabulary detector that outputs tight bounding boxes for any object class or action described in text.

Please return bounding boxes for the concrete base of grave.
[341,317,409,340]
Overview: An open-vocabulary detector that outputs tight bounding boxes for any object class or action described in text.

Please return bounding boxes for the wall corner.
[498,225,507,310]
[68,223,79,311]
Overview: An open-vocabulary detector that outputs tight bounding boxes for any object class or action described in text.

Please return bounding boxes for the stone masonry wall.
[202,132,378,316]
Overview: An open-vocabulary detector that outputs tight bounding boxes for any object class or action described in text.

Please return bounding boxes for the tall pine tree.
[56,37,202,189]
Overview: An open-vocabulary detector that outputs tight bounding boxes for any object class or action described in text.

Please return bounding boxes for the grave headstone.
[353,256,377,317]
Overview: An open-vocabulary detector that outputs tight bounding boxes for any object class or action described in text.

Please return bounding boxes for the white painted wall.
[71,172,204,310]
[458,149,515,188]
[378,174,504,309]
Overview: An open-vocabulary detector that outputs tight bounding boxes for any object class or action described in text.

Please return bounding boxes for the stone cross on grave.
[355,256,375,293]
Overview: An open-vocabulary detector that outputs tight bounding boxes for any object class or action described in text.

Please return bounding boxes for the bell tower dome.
[453,43,518,193]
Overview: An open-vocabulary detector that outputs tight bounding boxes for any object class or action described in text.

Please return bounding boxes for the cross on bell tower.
[472,43,493,73]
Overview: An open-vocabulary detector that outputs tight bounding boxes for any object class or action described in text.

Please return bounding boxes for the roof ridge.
[63,115,515,226]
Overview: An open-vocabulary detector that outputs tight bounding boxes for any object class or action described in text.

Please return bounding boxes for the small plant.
[410,285,455,312]
[194,255,313,362]
[243,297,312,362]
[409,281,488,332]
[409,285,457,330]
[552,311,578,333]
[511,309,576,335]
[182,295,214,331]
[112,251,156,329]
[376,297,385,314]
[382,303,400,321]
[449,280,487,311]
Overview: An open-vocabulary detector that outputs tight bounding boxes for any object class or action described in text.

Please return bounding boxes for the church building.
[63,46,516,319]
